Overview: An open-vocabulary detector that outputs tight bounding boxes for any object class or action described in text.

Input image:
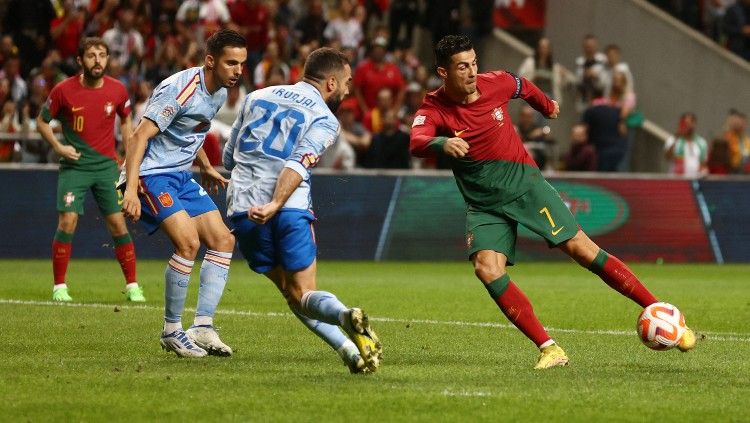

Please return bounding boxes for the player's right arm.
[121,118,160,221]
[36,87,80,161]
[409,108,469,159]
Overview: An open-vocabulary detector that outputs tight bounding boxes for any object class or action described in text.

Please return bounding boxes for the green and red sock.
[52,230,73,285]
[588,249,657,308]
[113,233,137,285]
[485,274,551,347]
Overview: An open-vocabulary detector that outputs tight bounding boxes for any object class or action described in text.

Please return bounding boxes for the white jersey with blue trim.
[139,67,226,175]
[223,81,339,216]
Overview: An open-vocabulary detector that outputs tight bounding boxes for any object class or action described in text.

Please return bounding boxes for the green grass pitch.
[1,259,748,422]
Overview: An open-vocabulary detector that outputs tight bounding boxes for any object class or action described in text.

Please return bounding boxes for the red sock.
[52,230,73,285]
[589,249,657,308]
[114,234,137,284]
[486,275,551,347]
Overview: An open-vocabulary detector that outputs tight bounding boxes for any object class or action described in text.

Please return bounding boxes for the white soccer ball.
[636,302,686,350]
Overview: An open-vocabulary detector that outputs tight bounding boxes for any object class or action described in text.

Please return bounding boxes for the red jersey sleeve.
[116,82,132,118]
[409,106,446,158]
[41,84,63,122]
[488,70,555,117]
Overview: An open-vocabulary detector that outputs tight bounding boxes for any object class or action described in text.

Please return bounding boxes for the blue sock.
[300,291,347,326]
[291,309,347,350]
[164,254,193,326]
[194,250,231,326]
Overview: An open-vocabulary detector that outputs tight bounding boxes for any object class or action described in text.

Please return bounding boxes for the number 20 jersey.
[223,81,339,217]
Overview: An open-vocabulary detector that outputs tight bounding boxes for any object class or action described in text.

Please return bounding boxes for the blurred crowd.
[650,0,750,62]
[0,0,747,176]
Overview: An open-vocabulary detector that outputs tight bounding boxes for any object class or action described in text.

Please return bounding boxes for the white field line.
[2,298,749,343]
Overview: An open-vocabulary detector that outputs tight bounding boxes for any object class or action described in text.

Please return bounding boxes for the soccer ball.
[636,302,686,350]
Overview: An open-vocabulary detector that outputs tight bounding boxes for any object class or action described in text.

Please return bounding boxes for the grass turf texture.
[0,259,748,422]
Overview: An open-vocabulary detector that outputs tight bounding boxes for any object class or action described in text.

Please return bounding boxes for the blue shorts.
[231,209,317,274]
[137,171,217,234]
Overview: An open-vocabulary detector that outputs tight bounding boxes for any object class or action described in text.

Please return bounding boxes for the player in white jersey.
[224,47,383,373]
[121,30,247,358]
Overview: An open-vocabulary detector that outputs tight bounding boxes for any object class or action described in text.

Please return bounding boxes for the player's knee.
[473,255,504,283]
[57,213,78,233]
[174,237,201,259]
[561,231,598,265]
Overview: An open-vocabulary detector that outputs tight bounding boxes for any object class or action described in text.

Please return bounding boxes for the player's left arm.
[511,73,559,119]
[248,115,337,224]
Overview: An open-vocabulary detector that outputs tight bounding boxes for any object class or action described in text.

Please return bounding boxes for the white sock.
[53,283,67,291]
[193,315,213,327]
[125,282,138,290]
[540,339,555,349]
[163,321,182,334]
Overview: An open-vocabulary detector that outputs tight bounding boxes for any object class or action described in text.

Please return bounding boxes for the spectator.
[516,105,552,169]
[214,84,247,130]
[145,38,181,86]
[176,0,231,41]
[288,43,312,83]
[338,99,372,167]
[724,109,750,172]
[353,36,406,114]
[253,42,290,89]
[324,0,364,50]
[563,123,597,171]
[493,0,545,46]
[399,81,425,120]
[229,0,270,83]
[582,88,628,172]
[143,14,175,65]
[608,71,637,136]
[318,101,359,170]
[423,0,462,48]
[86,0,120,37]
[102,8,145,67]
[295,0,328,46]
[600,44,634,98]
[364,88,396,134]
[707,137,732,174]
[664,112,709,177]
[705,0,734,41]
[0,99,27,162]
[2,0,56,76]
[575,34,607,110]
[723,0,750,61]
[364,109,412,169]
[132,80,154,125]
[0,56,28,103]
[518,37,569,105]
[50,0,86,62]
[388,0,419,51]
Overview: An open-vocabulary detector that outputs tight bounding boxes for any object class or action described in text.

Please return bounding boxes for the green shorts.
[56,163,122,216]
[465,180,579,264]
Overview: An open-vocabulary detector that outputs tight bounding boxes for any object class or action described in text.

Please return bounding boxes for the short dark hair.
[680,112,697,121]
[303,47,349,81]
[605,44,620,53]
[78,37,109,58]
[434,35,473,68]
[206,29,246,58]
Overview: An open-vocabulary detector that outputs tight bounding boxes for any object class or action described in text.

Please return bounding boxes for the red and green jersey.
[410,71,555,210]
[41,75,131,171]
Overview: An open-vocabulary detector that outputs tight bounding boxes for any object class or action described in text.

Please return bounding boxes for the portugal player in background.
[37,37,144,303]
[410,35,696,369]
